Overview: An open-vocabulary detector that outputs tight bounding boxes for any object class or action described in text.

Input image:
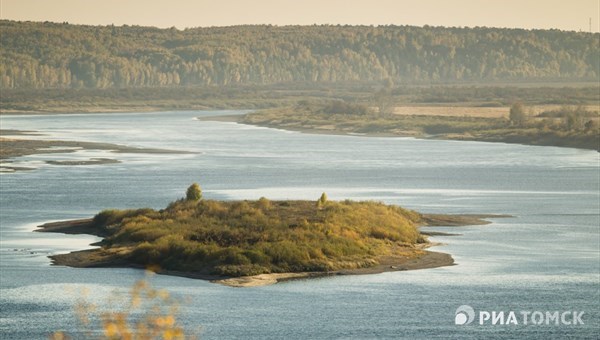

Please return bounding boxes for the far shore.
[3,108,597,151]
[198,113,599,151]
[2,102,597,117]
[196,114,423,138]
[36,213,503,287]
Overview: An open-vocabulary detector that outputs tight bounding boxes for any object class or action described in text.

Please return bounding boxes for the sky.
[1,0,599,32]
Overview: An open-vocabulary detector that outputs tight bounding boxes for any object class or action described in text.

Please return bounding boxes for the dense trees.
[1,20,597,89]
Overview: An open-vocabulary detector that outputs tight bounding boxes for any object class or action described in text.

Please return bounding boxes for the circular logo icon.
[455,305,475,325]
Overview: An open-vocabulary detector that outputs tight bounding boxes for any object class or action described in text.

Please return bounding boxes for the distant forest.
[1,20,598,89]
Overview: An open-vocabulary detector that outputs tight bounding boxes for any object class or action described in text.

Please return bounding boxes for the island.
[36,184,500,287]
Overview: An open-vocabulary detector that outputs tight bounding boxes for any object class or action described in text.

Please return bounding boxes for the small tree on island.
[186,183,202,201]
[316,192,328,209]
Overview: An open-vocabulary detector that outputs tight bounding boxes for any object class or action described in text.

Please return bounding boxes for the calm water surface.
[0,111,598,339]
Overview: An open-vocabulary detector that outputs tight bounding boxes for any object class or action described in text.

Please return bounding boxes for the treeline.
[1,20,598,89]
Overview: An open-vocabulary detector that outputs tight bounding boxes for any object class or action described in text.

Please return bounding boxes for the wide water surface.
[0,111,598,339]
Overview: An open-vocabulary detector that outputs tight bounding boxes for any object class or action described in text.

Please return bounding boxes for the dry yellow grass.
[392,106,507,118]
[391,105,600,118]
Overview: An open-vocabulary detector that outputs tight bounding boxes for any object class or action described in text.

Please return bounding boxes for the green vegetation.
[1,20,597,90]
[2,20,597,151]
[242,101,599,151]
[185,183,202,202]
[317,192,328,209]
[82,191,425,277]
[1,82,598,114]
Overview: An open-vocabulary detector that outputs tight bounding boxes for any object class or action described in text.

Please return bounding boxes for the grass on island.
[84,186,425,277]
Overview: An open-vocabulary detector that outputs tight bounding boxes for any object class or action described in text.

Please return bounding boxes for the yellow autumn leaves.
[52,271,195,339]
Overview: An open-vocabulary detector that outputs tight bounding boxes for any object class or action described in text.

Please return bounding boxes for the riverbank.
[0,130,194,172]
[215,108,599,151]
[213,250,454,287]
[36,211,501,287]
[4,101,598,152]
[201,113,600,151]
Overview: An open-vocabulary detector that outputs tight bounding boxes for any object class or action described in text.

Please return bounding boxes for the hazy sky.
[1,0,599,32]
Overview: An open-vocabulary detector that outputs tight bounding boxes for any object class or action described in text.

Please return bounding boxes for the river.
[0,110,598,339]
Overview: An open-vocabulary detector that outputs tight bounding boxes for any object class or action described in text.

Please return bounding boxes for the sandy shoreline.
[36,213,503,287]
[196,114,414,138]
[0,130,196,172]
[213,250,454,287]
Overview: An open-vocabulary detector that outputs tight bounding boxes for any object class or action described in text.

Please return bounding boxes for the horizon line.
[2,19,598,34]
